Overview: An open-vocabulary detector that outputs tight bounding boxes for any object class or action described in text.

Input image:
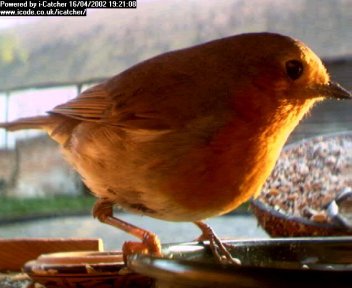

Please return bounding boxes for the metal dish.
[251,198,352,236]
[128,238,352,288]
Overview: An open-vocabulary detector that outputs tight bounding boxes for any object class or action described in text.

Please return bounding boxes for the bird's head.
[227,33,352,118]
[230,33,351,104]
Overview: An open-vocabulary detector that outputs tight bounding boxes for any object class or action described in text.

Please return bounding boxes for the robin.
[1,32,351,264]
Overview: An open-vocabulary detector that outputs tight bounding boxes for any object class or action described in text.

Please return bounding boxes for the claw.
[194,221,241,265]
[122,233,162,262]
[122,242,149,263]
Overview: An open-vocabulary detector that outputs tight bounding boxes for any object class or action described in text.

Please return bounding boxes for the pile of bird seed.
[259,134,352,223]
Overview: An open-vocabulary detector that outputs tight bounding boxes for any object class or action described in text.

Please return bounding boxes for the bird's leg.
[93,199,162,261]
[194,221,241,265]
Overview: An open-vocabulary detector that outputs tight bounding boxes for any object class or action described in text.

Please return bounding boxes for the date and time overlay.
[0,0,137,16]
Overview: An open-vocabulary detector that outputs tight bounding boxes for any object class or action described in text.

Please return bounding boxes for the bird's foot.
[93,199,162,262]
[194,221,241,265]
[122,232,162,262]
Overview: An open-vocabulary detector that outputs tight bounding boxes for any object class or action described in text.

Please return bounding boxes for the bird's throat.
[231,97,318,205]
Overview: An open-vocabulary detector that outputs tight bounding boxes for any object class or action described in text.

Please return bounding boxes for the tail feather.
[0,116,51,132]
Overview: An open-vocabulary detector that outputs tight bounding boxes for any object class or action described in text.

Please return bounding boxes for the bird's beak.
[315,81,352,100]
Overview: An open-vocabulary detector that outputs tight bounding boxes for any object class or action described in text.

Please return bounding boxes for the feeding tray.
[251,132,352,237]
[24,251,152,288]
[24,238,352,288]
[128,238,352,288]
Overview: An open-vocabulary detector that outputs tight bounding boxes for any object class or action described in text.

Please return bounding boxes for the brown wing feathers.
[51,84,111,121]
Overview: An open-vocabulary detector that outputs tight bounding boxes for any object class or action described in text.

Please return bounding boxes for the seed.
[258,134,352,225]
[310,211,328,223]
[268,188,280,196]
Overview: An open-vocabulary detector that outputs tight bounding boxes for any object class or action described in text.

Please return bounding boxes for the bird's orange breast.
[161,97,316,219]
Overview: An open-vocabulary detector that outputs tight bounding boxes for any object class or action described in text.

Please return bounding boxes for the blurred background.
[0,0,351,248]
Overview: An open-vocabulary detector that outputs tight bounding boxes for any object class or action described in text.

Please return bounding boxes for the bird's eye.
[285,60,304,80]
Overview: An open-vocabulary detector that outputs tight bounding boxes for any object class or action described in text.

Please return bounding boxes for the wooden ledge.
[0,238,103,271]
